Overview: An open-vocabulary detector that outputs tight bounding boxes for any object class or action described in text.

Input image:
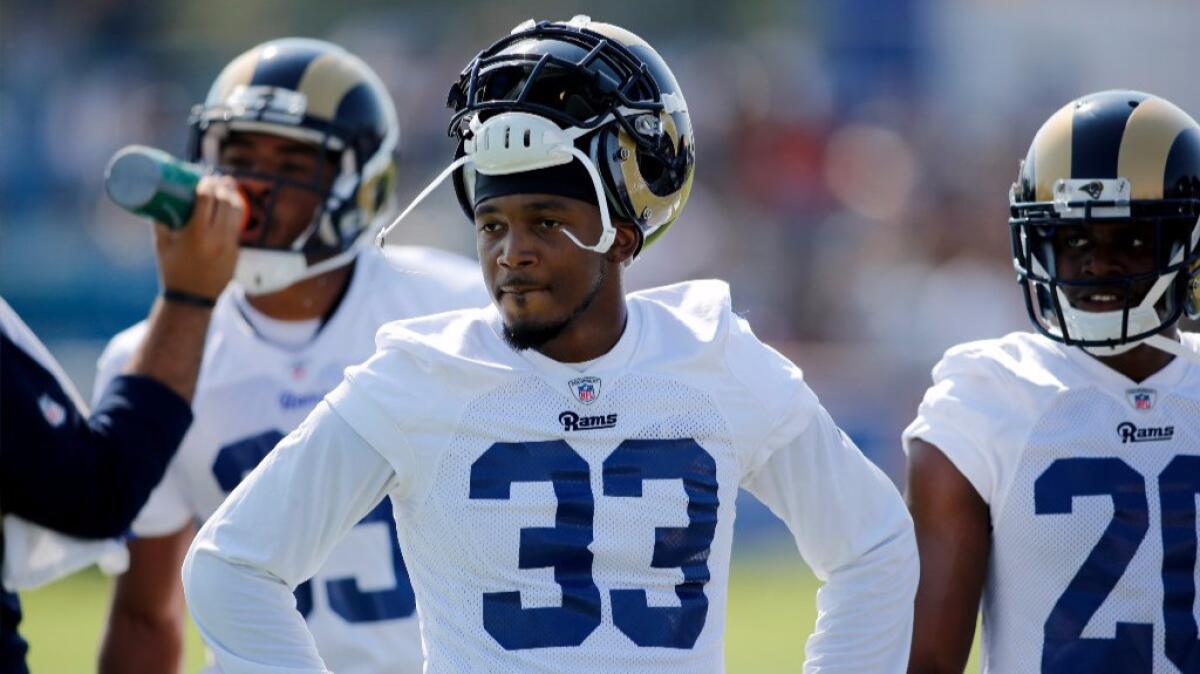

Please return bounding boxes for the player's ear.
[607,220,640,266]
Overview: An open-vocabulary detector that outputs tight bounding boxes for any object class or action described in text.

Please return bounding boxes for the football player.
[181,17,918,673]
[93,38,487,674]
[905,90,1200,673]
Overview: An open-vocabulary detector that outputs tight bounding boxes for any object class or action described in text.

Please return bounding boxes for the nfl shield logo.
[1126,388,1156,411]
[569,376,601,405]
[38,393,66,428]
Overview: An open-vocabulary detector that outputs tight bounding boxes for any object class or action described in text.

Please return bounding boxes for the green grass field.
[18,551,979,672]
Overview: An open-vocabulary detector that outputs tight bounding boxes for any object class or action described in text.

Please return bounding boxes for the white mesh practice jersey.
[94,246,488,674]
[904,331,1200,674]
[183,280,918,674]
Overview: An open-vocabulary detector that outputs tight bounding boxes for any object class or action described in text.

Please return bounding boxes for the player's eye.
[1065,235,1090,249]
[477,221,504,234]
[279,161,316,178]
[539,219,562,230]
[220,155,253,172]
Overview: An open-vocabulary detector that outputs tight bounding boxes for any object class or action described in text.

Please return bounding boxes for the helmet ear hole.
[636,152,666,189]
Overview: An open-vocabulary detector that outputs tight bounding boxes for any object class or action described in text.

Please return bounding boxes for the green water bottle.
[104,145,204,230]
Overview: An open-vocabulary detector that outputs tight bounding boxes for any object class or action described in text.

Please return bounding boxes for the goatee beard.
[501,265,606,352]
[501,317,571,351]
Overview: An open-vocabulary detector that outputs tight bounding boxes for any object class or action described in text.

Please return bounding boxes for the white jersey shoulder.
[629,280,820,475]
[905,330,1200,673]
[904,331,1083,505]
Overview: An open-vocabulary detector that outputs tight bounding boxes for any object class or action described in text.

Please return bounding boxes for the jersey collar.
[487,298,644,381]
[1058,331,1200,390]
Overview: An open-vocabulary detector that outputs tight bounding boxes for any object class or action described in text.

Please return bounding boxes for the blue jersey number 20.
[469,438,718,650]
[213,430,416,623]
[1035,456,1200,673]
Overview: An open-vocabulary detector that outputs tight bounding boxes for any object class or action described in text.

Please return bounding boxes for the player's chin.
[500,313,571,351]
[497,289,556,319]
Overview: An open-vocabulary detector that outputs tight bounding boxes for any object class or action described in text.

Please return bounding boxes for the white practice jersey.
[183,279,918,674]
[904,331,1200,674]
[95,246,488,674]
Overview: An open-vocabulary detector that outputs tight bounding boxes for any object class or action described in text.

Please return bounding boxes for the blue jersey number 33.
[470,438,718,650]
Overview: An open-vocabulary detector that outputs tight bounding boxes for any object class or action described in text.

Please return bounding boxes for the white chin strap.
[1052,271,1175,357]
[235,244,361,295]
[376,111,617,254]
[1034,254,1200,364]
[1144,333,1200,364]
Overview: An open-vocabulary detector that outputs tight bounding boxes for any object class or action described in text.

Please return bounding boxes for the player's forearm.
[0,342,191,538]
[98,610,184,674]
[123,297,213,402]
[183,540,330,673]
[742,404,919,670]
[806,524,919,673]
[907,579,976,674]
[905,438,988,673]
[181,404,395,673]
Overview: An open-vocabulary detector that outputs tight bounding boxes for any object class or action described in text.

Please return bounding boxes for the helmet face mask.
[189,38,399,295]
[1014,214,1198,351]
[1010,90,1200,355]
[446,22,664,135]
[210,130,341,252]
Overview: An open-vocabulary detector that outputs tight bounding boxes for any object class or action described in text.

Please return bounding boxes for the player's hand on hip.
[155,175,245,300]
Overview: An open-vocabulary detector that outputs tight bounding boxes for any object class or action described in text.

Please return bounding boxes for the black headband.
[472,161,599,210]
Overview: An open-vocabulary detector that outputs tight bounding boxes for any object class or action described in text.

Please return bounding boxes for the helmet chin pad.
[235,246,359,295]
[236,249,310,295]
[1069,303,1159,356]
[1028,250,1176,342]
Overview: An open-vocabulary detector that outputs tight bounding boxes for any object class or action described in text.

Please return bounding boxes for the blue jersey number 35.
[213,430,416,623]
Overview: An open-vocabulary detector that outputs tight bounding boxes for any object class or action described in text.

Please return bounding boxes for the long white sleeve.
[182,401,399,673]
[741,404,918,674]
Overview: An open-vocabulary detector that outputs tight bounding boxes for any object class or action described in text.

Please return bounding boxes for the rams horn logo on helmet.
[1080,180,1104,199]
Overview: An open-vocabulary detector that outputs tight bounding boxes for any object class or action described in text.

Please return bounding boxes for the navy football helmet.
[1010,90,1200,357]
[379,16,694,257]
[189,38,398,294]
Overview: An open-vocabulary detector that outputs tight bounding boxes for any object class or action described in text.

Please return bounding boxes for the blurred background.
[3,0,1199,670]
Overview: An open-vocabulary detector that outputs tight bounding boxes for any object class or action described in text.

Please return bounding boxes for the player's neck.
[243,262,356,322]
[1091,326,1180,383]
[534,274,628,364]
